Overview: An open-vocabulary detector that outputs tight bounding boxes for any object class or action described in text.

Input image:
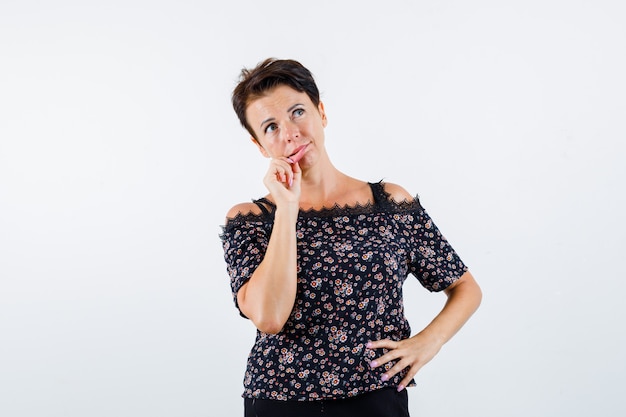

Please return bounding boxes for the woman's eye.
[293,108,304,117]
[265,123,277,133]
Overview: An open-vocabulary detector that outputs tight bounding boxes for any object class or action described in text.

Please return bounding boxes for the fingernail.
[381,374,389,382]
[397,384,405,392]
[370,360,378,368]
[365,342,373,349]
[287,157,294,163]
[288,178,293,187]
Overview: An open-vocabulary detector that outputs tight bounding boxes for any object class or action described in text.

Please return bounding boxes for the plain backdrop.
[1,1,625,416]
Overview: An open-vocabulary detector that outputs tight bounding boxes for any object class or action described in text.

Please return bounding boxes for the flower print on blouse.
[220,181,467,401]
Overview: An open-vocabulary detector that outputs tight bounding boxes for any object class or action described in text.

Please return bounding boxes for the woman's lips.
[288,143,309,163]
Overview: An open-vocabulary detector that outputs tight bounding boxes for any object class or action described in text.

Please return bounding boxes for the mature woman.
[221,58,482,417]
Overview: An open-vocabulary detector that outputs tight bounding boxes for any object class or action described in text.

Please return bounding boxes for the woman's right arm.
[231,158,301,334]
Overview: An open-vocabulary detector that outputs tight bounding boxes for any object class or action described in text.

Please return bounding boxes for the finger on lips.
[270,158,298,187]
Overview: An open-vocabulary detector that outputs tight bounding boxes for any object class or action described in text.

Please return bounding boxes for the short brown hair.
[232,58,321,139]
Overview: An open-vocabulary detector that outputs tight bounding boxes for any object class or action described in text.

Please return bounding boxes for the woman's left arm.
[368,270,482,391]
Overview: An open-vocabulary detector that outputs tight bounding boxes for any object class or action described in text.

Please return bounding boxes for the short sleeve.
[220,219,270,315]
[406,205,468,292]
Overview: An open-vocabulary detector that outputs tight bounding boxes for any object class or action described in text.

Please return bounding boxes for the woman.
[221,58,482,417]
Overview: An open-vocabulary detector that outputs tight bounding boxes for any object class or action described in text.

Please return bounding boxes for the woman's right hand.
[263,157,301,211]
[238,156,301,334]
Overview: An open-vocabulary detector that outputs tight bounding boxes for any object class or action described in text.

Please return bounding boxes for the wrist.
[274,205,299,222]
[415,328,447,349]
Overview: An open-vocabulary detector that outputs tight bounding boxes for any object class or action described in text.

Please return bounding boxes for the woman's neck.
[299,159,366,210]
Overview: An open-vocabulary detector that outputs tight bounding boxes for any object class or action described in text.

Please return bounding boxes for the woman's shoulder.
[225,202,261,220]
[379,181,415,204]
[224,197,273,223]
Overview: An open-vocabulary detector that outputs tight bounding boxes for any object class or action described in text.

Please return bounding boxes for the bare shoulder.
[381,182,415,203]
[225,201,263,222]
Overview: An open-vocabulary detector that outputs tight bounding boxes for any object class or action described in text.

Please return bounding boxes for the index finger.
[366,339,398,350]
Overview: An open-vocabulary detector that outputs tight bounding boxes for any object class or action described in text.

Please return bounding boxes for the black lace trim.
[222,181,423,229]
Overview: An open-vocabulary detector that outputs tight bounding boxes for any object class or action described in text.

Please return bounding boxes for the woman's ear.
[251,136,270,158]
[318,101,328,127]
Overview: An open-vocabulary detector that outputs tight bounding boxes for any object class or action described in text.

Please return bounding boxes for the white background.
[1,1,625,416]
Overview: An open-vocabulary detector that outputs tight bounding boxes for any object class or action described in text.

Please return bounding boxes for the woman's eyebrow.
[260,117,275,129]
[287,103,304,112]
[260,103,305,129]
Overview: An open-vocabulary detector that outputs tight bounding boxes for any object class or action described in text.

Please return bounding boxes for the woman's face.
[245,85,327,166]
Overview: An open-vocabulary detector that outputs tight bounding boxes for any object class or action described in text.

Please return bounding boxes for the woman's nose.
[280,121,299,142]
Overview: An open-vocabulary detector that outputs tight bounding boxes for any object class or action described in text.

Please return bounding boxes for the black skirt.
[244,387,410,417]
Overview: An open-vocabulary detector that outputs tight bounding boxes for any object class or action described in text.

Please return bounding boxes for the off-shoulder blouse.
[220,181,467,401]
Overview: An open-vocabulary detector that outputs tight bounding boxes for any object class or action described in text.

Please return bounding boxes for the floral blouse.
[220,182,467,401]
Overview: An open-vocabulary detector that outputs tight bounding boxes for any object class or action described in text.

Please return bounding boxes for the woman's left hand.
[367,272,482,391]
[368,271,482,391]
[366,332,444,391]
